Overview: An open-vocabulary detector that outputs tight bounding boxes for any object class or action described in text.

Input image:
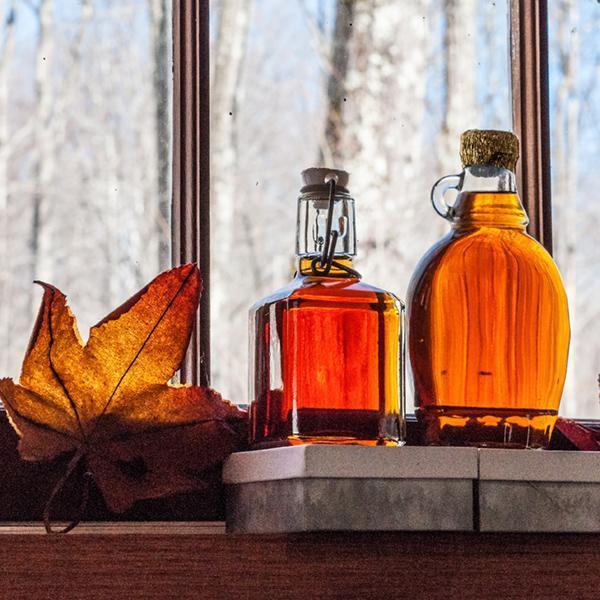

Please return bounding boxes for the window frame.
[510,0,553,251]
[0,0,600,521]
[172,0,211,387]
[0,0,597,525]
[186,0,557,384]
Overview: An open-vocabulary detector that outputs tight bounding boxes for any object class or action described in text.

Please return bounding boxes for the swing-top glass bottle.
[248,168,405,448]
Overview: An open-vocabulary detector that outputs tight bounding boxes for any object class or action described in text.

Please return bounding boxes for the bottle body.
[250,260,404,448]
[408,189,570,448]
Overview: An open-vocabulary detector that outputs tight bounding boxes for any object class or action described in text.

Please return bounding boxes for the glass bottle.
[407,130,570,448]
[249,168,405,448]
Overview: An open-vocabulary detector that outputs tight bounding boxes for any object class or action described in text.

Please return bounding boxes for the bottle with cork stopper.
[407,129,570,448]
[248,167,405,448]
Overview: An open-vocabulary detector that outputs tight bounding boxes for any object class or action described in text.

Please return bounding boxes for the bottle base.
[416,405,557,449]
[250,408,403,449]
[250,435,402,450]
[288,435,401,447]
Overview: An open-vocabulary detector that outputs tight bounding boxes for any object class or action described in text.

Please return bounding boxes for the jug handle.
[431,174,462,220]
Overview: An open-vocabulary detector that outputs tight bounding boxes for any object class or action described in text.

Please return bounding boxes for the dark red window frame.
[1,0,597,523]
[510,0,553,251]
[179,0,555,385]
[172,0,211,387]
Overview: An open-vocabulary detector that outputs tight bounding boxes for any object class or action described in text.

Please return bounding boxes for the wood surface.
[1,525,599,599]
[510,0,554,252]
[172,0,211,386]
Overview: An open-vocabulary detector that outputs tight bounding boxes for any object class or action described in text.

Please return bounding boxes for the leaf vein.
[91,268,196,435]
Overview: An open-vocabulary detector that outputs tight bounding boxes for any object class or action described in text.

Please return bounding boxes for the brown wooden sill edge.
[1,409,598,522]
[0,530,600,600]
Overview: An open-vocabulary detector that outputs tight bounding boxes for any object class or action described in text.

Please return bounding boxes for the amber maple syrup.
[250,259,402,447]
[249,170,404,448]
[408,131,570,448]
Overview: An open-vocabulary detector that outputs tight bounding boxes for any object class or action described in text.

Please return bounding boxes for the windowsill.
[0,521,225,535]
[2,411,600,595]
[1,407,599,523]
[1,523,600,598]
[224,445,600,533]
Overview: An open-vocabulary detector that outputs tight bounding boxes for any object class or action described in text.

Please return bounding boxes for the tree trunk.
[148,0,171,271]
[210,0,252,387]
[335,0,433,283]
[0,2,16,374]
[552,0,579,415]
[210,0,252,261]
[30,0,55,312]
[322,0,355,165]
[439,0,477,174]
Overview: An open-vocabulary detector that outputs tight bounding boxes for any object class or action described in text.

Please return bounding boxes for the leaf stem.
[43,448,92,535]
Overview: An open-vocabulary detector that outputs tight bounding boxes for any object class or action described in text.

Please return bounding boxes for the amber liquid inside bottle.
[408,191,570,448]
[249,259,402,448]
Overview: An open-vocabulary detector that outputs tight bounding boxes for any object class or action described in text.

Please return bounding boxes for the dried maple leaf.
[0,264,246,522]
[556,418,600,451]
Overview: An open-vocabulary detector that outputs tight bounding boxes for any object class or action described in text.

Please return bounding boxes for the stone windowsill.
[223,445,600,534]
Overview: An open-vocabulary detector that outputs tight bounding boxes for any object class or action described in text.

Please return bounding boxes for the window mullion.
[510,0,553,253]
[172,0,211,386]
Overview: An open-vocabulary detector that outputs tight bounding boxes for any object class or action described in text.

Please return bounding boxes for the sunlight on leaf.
[0,264,247,515]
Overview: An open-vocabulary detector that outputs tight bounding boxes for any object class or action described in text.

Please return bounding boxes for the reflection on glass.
[0,0,172,379]
[549,0,600,418]
[210,0,511,407]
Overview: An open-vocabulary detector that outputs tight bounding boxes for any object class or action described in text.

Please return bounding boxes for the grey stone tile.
[479,449,600,482]
[223,445,478,484]
[226,478,474,533]
[479,480,600,532]
[226,446,600,534]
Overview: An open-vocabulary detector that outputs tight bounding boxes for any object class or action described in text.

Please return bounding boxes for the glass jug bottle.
[249,168,405,448]
[407,130,570,448]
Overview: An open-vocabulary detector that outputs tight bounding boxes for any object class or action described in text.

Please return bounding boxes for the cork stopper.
[301,167,350,192]
[460,130,519,172]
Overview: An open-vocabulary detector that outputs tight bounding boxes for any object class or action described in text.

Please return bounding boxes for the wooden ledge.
[1,529,600,599]
[0,521,225,535]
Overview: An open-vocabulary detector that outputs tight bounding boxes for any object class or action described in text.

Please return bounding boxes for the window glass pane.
[210,0,510,406]
[549,0,600,418]
[0,0,172,379]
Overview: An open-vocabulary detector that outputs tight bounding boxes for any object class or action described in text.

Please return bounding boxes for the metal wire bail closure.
[310,177,360,278]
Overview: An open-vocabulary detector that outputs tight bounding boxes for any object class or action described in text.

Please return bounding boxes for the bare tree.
[439,0,478,173]
[322,0,354,165]
[210,0,252,262]
[0,2,16,374]
[148,0,171,270]
[30,0,55,311]
[210,0,252,388]
[552,0,580,415]
[0,0,172,377]
[332,0,436,291]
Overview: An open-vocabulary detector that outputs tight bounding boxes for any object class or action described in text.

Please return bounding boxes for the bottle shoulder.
[413,227,559,266]
[446,227,560,268]
[249,279,300,312]
[408,227,567,297]
[250,275,403,312]
[407,233,455,297]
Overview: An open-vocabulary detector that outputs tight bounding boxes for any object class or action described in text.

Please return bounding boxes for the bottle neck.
[295,189,357,258]
[452,165,528,231]
[461,165,517,192]
[297,256,358,278]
